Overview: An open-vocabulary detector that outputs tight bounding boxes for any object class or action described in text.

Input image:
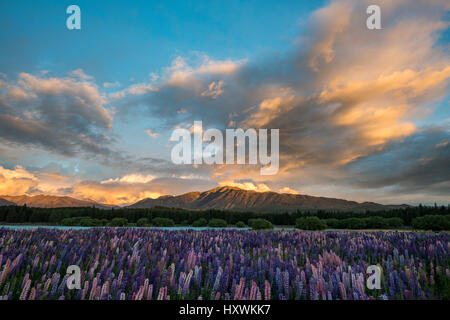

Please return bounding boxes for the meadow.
[0,228,449,300]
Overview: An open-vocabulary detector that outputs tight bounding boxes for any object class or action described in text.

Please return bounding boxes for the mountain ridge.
[0,197,16,206]
[0,187,409,211]
[128,186,408,212]
[0,194,112,209]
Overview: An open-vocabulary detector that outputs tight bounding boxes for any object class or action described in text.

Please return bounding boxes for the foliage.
[295,217,327,230]
[192,218,208,227]
[412,215,450,231]
[235,221,246,228]
[208,218,227,228]
[136,218,149,227]
[151,217,175,227]
[0,204,449,230]
[248,219,273,230]
[109,218,128,227]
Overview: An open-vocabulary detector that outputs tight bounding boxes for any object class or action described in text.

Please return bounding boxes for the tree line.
[0,204,448,229]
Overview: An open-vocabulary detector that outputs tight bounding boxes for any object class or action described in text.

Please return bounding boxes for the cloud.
[101,173,156,184]
[70,69,93,80]
[279,187,299,195]
[0,72,114,157]
[0,164,217,205]
[145,129,158,138]
[108,81,156,100]
[0,165,38,195]
[347,128,450,196]
[201,80,224,99]
[110,0,449,203]
[71,180,163,205]
[111,55,247,126]
[103,81,121,88]
[219,180,271,192]
[72,176,216,205]
[0,165,73,196]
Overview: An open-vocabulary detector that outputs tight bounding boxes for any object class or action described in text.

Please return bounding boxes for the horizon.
[0,0,449,206]
[1,185,448,207]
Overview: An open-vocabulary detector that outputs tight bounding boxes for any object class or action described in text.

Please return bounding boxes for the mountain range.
[0,195,111,209]
[0,198,16,206]
[128,186,407,212]
[0,186,408,212]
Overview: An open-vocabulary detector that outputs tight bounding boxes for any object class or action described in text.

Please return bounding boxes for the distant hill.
[128,186,408,212]
[0,197,16,206]
[0,195,111,209]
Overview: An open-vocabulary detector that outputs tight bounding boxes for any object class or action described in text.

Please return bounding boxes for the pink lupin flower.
[234,282,241,300]
[28,288,36,300]
[19,279,31,300]
[117,269,123,287]
[250,281,257,300]
[21,273,30,289]
[81,281,89,300]
[238,278,245,299]
[0,259,11,284]
[143,278,149,296]
[157,287,163,300]
[89,277,98,300]
[44,278,52,292]
[146,284,153,300]
[264,280,271,300]
[100,281,109,300]
[339,282,347,300]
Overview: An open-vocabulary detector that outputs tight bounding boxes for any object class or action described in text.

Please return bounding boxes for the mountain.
[0,195,111,209]
[0,198,16,206]
[128,186,408,212]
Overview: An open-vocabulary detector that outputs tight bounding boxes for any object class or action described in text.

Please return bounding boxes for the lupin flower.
[0,228,448,300]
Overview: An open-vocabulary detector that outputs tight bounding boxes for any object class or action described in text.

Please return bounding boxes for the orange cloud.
[219,180,270,192]
[0,165,37,195]
[72,181,162,205]
[279,187,299,195]
[145,129,158,138]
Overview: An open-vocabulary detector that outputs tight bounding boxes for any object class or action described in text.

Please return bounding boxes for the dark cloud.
[0,72,114,158]
[348,128,450,196]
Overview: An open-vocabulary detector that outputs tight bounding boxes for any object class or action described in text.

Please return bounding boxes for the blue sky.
[0,0,448,205]
[0,0,327,82]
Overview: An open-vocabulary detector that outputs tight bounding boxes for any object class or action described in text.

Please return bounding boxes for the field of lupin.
[0,228,449,300]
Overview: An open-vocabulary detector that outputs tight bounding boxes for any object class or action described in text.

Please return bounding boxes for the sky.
[0,0,449,206]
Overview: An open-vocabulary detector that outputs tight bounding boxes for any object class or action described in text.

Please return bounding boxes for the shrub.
[152,217,175,227]
[61,216,91,226]
[324,218,341,229]
[137,218,149,227]
[80,218,102,227]
[109,218,128,227]
[365,216,388,229]
[295,217,327,230]
[60,217,74,226]
[341,218,366,229]
[235,221,246,228]
[386,217,404,228]
[248,218,274,230]
[412,215,450,231]
[192,218,208,227]
[208,218,227,228]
